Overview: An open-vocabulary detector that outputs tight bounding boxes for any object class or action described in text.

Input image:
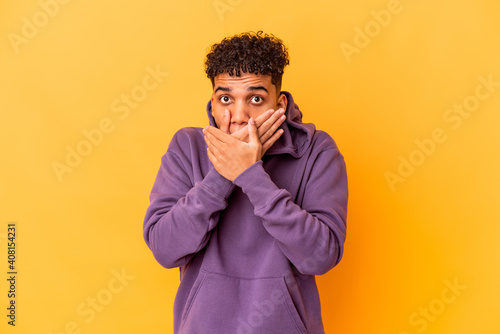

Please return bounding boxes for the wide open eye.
[251,96,263,104]
[219,96,231,103]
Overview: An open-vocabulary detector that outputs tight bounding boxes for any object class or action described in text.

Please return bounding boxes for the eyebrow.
[214,86,231,93]
[214,86,269,94]
[248,86,269,93]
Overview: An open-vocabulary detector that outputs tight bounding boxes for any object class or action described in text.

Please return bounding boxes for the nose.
[230,101,249,126]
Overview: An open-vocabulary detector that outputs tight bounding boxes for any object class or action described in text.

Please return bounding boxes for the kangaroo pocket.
[179,271,307,334]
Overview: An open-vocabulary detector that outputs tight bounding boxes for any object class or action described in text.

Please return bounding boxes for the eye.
[219,96,231,103]
[251,96,263,104]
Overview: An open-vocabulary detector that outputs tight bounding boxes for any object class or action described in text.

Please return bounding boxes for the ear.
[277,93,288,111]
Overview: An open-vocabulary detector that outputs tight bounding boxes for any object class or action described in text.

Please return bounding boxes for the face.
[211,72,287,134]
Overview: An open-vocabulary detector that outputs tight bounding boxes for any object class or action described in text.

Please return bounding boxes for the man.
[143,31,348,334]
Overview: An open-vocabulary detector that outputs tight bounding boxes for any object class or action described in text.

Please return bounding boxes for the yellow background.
[1,0,499,333]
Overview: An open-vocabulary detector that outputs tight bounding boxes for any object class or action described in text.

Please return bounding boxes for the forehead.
[213,72,274,92]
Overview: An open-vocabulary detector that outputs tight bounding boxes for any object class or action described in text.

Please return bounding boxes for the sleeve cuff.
[233,161,282,211]
[199,167,235,200]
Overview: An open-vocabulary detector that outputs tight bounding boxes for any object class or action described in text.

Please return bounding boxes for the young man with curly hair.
[143,31,348,334]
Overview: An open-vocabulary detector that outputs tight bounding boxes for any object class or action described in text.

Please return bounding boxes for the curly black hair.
[205,31,290,93]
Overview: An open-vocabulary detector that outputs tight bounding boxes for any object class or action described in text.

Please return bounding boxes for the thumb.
[248,117,259,145]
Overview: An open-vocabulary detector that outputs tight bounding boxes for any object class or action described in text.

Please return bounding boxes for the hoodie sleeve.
[233,145,348,276]
[143,129,235,269]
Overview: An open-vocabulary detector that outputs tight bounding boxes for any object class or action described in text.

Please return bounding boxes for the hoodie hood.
[206,91,315,158]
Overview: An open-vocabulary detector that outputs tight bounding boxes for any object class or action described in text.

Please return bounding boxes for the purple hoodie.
[143,91,348,334]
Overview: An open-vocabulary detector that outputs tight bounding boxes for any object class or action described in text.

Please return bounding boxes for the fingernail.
[224,109,229,116]
[249,117,255,125]
[279,108,285,114]
[280,115,286,121]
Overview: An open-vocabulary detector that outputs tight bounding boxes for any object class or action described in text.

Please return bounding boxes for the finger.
[255,109,277,137]
[260,110,286,143]
[231,125,249,142]
[261,114,286,143]
[204,131,224,156]
[231,108,283,143]
[248,117,259,146]
[206,147,223,170]
[262,128,284,154]
[253,108,276,128]
[220,109,230,134]
[206,147,216,162]
[204,125,232,143]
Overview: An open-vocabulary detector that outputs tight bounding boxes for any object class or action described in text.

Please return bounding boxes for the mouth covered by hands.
[203,108,286,181]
